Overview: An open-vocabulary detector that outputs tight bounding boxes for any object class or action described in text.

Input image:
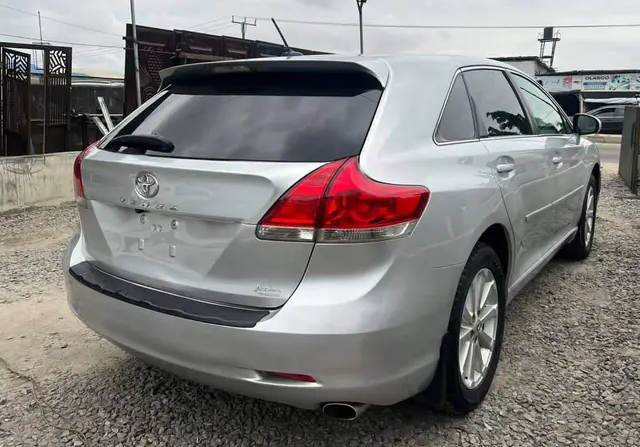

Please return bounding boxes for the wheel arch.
[476,223,512,284]
[592,163,601,195]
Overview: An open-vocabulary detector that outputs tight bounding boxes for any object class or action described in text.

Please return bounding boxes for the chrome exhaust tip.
[321,403,370,420]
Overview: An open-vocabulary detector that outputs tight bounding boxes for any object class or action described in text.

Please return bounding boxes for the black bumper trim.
[69,262,269,328]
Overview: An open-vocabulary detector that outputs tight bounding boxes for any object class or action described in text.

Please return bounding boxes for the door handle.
[496,163,515,174]
[552,156,563,165]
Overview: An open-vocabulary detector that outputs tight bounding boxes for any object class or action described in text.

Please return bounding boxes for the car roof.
[159,54,521,90]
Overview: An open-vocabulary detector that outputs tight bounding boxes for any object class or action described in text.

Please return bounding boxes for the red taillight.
[73,142,97,202]
[257,157,430,243]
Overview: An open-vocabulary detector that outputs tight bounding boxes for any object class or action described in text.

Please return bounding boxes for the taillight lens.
[73,142,97,202]
[256,157,430,243]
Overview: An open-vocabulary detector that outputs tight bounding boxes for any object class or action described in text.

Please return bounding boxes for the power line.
[198,22,236,34]
[74,48,121,58]
[256,16,640,30]
[0,3,121,37]
[188,16,230,32]
[1,22,240,55]
[74,47,115,56]
[0,31,121,48]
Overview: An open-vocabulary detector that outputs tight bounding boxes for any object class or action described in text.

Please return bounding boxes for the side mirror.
[572,113,602,135]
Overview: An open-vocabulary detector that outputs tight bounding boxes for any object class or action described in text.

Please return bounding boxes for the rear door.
[78,69,383,309]
[463,68,556,284]
[508,72,586,235]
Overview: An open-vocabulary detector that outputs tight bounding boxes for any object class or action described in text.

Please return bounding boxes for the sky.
[2,0,640,75]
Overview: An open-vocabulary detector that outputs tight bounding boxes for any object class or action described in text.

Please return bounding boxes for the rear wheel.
[561,174,598,260]
[418,243,506,414]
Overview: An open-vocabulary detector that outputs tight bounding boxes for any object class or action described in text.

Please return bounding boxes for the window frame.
[506,71,571,136]
[590,106,616,117]
[460,67,534,140]
[433,71,479,145]
[509,69,575,133]
[433,65,577,146]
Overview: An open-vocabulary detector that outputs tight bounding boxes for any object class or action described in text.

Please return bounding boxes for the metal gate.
[42,48,73,153]
[1,48,31,156]
[0,42,72,156]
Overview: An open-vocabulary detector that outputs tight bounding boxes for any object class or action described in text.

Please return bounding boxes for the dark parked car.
[587,105,625,135]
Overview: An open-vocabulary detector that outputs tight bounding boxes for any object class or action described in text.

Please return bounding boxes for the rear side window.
[102,72,382,162]
[463,69,531,137]
[435,75,476,143]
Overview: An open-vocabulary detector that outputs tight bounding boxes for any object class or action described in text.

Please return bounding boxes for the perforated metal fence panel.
[124,24,176,117]
[43,47,72,153]
[1,48,31,156]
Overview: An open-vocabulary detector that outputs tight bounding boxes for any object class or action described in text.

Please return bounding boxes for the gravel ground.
[0,204,78,303]
[0,172,639,447]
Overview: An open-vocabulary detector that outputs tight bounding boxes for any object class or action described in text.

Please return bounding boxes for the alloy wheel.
[585,186,595,246]
[458,268,499,390]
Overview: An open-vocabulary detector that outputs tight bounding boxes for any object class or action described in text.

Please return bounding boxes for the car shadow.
[47,353,467,446]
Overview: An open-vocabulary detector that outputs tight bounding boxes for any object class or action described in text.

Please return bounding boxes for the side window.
[463,70,531,137]
[614,107,625,117]
[511,74,567,135]
[435,75,476,143]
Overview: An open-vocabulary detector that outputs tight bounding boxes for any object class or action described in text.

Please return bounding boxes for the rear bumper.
[64,232,463,409]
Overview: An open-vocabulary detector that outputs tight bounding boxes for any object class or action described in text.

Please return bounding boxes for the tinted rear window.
[103,72,382,162]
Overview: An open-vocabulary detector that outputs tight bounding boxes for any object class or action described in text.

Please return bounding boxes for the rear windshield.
[102,71,382,162]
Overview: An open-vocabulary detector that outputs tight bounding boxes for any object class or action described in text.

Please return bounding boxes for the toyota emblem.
[134,172,159,199]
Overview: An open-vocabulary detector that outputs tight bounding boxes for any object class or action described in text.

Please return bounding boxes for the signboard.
[538,73,640,93]
[582,74,640,91]
[539,75,581,92]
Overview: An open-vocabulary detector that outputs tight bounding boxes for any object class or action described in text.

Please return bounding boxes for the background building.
[537,70,640,116]
[492,56,555,77]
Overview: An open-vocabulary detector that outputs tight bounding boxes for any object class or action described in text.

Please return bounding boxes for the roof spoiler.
[158,59,389,91]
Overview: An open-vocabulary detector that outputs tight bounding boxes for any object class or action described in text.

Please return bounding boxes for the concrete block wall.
[0,152,80,213]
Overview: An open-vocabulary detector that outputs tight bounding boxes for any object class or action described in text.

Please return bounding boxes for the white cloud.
[2,0,640,73]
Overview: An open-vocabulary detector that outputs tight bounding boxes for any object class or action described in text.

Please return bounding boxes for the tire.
[417,242,506,415]
[561,174,598,260]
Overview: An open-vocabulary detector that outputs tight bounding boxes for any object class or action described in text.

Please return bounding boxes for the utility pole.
[38,11,43,44]
[38,11,45,155]
[33,11,43,67]
[356,0,367,55]
[130,0,142,107]
[232,16,256,40]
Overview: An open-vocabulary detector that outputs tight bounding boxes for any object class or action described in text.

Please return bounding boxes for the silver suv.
[64,55,601,420]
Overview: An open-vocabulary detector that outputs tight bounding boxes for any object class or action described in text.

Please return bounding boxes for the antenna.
[271,18,303,57]
[356,0,367,54]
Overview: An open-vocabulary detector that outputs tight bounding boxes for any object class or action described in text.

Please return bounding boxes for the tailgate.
[77,67,383,309]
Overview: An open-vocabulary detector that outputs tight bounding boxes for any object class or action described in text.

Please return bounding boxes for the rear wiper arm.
[104,134,175,154]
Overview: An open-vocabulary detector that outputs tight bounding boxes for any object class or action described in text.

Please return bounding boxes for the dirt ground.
[1,164,639,447]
